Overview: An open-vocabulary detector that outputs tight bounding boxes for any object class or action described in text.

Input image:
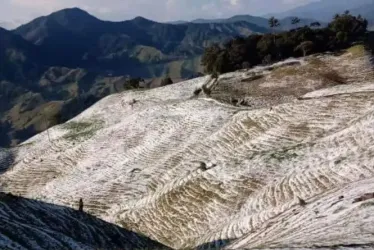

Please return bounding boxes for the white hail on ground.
[1,49,374,249]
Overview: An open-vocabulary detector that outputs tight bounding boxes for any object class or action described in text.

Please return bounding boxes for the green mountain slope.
[0,27,143,147]
[0,27,44,85]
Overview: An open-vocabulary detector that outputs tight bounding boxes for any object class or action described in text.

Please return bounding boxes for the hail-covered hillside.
[1,45,374,249]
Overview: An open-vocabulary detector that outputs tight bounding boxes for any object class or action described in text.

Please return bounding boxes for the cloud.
[10,0,59,8]
[230,0,241,6]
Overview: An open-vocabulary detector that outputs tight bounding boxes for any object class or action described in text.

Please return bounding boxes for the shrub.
[211,72,219,79]
[295,41,314,57]
[242,61,251,69]
[160,77,173,86]
[126,77,144,89]
[261,54,273,65]
[193,88,202,96]
[347,44,366,58]
[202,84,212,96]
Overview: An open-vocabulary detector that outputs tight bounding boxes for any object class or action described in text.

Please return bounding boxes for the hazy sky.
[1,0,319,28]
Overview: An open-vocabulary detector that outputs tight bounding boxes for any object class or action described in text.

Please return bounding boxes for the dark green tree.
[329,13,368,46]
[291,17,301,26]
[269,16,280,29]
[310,22,321,28]
[242,61,251,69]
[126,77,144,89]
[214,50,230,74]
[201,44,221,74]
[269,17,280,43]
[225,36,247,70]
[336,31,348,43]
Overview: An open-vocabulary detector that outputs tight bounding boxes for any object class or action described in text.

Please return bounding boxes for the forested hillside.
[201,13,368,74]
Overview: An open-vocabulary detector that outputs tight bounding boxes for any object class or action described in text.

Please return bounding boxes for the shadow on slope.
[0,122,12,149]
[0,193,170,250]
[0,148,14,175]
[366,31,374,64]
[195,239,233,250]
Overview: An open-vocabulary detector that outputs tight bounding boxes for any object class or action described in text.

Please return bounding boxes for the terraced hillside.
[1,46,374,249]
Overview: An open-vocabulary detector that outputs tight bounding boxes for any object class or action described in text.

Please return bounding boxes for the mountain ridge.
[168,14,324,30]
[268,0,374,23]
[13,8,269,77]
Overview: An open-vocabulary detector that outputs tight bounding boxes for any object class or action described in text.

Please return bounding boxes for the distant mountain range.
[268,0,374,24]
[169,15,324,30]
[170,0,374,29]
[14,8,271,75]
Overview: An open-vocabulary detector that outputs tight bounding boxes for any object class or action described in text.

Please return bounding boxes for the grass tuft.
[347,44,366,58]
[272,67,300,78]
[307,57,327,68]
[63,121,93,131]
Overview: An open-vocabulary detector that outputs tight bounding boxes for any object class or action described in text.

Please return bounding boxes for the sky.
[0,0,319,28]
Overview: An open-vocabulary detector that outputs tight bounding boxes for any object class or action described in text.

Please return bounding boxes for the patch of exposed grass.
[272,57,346,85]
[63,130,97,141]
[240,118,263,130]
[241,74,264,82]
[62,121,103,142]
[272,66,300,78]
[269,150,299,162]
[288,123,311,134]
[16,141,35,148]
[320,70,347,84]
[347,44,366,58]
[360,201,374,208]
[307,57,327,68]
[333,206,347,214]
[273,58,325,78]
[63,121,93,131]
